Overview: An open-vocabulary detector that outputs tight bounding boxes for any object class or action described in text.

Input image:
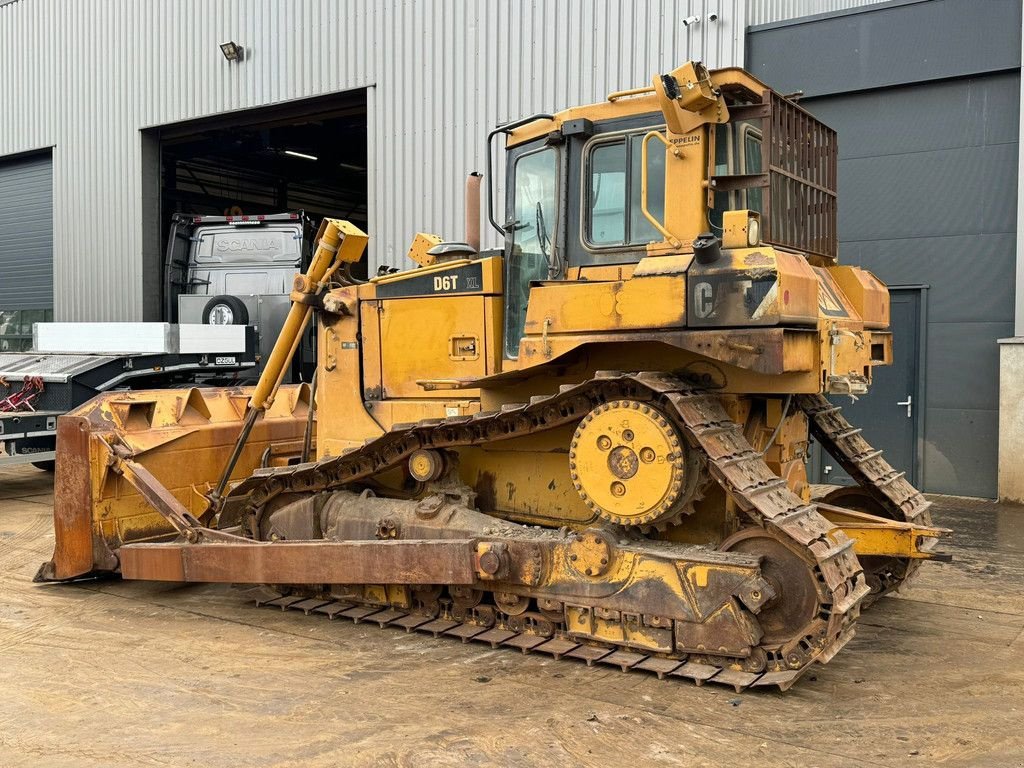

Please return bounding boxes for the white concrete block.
[998,338,1024,502]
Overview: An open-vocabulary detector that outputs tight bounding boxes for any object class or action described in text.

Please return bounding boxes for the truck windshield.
[505,147,557,358]
[193,227,302,265]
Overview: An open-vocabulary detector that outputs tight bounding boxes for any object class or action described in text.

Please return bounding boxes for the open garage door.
[142,89,368,382]
[0,152,53,351]
[149,88,368,288]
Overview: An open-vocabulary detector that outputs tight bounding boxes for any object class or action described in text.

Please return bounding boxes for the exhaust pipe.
[465,172,482,252]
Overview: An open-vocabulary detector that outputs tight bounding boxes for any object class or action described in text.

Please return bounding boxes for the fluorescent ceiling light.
[284,150,318,161]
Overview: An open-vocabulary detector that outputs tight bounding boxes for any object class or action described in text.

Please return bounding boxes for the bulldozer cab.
[499,62,838,359]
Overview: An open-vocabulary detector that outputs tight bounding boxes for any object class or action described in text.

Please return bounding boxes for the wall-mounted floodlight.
[220,41,244,61]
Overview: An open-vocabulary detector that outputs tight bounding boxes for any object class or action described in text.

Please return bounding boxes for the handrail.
[607,85,655,102]
[640,131,682,249]
[369,259,473,284]
[485,113,554,236]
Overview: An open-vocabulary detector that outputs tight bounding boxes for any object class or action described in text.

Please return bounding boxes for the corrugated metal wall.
[0,0,745,321]
[371,0,749,265]
[0,0,382,321]
[748,0,890,27]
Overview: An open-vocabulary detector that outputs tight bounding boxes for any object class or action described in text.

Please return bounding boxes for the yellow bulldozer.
[38,62,948,692]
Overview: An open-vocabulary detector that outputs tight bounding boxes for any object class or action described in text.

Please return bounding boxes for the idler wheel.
[720,528,822,647]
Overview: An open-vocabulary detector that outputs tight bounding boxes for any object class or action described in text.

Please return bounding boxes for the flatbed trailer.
[0,322,257,467]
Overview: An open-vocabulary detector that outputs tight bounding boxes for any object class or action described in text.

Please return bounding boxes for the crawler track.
[255,588,799,692]
[230,372,873,690]
[798,394,933,597]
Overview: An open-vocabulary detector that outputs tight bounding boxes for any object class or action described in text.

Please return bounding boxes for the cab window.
[585,133,665,248]
[710,121,763,229]
[741,124,764,212]
[505,146,558,358]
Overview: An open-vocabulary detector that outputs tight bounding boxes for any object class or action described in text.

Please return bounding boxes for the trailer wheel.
[202,295,249,326]
[32,460,55,472]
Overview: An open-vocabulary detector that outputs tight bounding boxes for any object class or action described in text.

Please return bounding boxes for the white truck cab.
[166,212,316,381]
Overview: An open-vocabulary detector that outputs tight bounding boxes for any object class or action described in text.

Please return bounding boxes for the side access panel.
[379,295,500,398]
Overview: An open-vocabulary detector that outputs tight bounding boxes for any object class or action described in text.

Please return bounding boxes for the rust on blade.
[36,385,310,582]
[35,417,96,581]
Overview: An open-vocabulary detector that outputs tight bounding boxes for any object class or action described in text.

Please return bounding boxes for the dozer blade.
[36,384,311,582]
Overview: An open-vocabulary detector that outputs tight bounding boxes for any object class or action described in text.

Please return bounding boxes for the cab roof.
[506,66,774,147]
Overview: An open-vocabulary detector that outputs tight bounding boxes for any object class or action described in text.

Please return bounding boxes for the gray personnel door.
[0,152,54,351]
[817,287,924,487]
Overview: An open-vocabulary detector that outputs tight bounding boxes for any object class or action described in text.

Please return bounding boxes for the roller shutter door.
[0,152,53,350]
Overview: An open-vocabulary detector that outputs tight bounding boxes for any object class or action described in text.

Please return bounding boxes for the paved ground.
[1,464,1022,767]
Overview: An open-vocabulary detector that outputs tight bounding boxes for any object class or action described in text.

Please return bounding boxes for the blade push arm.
[209,219,368,512]
[250,218,367,411]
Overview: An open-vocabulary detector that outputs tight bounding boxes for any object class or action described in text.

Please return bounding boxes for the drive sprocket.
[569,399,698,527]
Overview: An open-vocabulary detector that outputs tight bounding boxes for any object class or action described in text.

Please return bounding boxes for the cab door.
[502,142,560,361]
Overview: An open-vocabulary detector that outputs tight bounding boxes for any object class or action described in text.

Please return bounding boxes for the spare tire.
[202,295,249,326]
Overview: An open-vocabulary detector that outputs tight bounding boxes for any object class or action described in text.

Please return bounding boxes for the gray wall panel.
[747,0,1021,97]
[0,152,53,310]
[924,407,998,497]
[837,143,1018,241]
[925,321,1014,411]
[847,234,1016,325]
[808,73,1021,159]
[750,1,1020,497]
[748,0,885,26]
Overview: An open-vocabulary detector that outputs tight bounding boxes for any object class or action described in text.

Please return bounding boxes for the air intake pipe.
[465,172,482,252]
